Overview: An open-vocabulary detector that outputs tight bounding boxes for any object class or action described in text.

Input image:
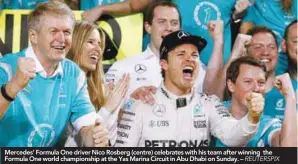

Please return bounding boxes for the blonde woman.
[62,21,129,147]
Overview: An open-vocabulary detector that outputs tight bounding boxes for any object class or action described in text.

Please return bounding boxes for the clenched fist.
[233,0,252,20]
[274,73,295,97]
[231,34,252,57]
[207,20,224,42]
[82,119,109,147]
[246,92,264,124]
[235,0,252,14]
[92,120,109,147]
[13,57,36,91]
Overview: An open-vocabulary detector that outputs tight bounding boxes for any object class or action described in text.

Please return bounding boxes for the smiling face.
[145,5,180,51]
[247,32,278,74]
[284,22,297,65]
[161,43,199,95]
[228,64,266,108]
[80,29,102,72]
[30,14,73,65]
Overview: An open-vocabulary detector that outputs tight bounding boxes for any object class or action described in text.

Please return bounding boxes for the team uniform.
[172,0,236,65]
[0,0,49,9]
[115,84,258,147]
[105,46,206,98]
[263,79,298,121]
[243,0,297,75]
[216,114,282,147]
[80,0,126,10]
[61,106,118,147]
[0,47,97,147]
[58,106,115,147]
[215,101,282,147]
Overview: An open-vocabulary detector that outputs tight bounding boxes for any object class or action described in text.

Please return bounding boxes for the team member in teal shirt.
[264,20,298,120]
[216,56,296,147]
[0,0,49,9]
[80,0,125,10]
[243,27,295,121]
[205,25,297,122]
[172,0,245,66]
[0,1,108,147]
[81,0,251,65]
[240,0,297,75]
[282,20,297,94]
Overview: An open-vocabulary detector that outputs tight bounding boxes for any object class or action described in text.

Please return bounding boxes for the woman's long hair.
[67,21,106,110]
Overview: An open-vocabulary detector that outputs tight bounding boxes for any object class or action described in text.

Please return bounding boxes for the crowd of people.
[0,0,297,147]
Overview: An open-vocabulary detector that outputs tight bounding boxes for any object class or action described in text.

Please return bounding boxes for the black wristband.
[1,84,15,101]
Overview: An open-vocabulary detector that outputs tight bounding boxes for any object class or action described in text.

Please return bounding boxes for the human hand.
[103,74,130,112]
[82,6,104,23]
[235,0,251,14]
[92,120,109,147]
[207,20,224,43]
[12,57,36,91]
[130,86,157,105]
[275,73,295,97]
[246,92,264,124]
[231,34,252,58]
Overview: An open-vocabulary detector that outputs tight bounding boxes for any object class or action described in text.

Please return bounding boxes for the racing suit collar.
[160,83,195,108]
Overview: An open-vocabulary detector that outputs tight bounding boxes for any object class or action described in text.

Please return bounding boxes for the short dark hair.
[226,56,266,95]
[145,1,181,26]
[284,20,297,39]
[247,26,278,46]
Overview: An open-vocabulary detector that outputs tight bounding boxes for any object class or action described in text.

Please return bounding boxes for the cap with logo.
[160,30,207,60]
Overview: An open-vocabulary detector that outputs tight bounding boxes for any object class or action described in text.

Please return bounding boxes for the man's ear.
[281,39,287,53]
[29,29,38,45]
[160,59,168,71]
[144,21,152,35]
[227,79,235,93]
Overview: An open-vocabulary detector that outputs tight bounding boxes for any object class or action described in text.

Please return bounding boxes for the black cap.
[160,30,207,59]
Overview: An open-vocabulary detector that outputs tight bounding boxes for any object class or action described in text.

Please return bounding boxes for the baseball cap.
[160,30,207,59]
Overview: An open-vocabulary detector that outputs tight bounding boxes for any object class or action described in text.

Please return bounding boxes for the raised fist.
[13,57,36,91]
[234,0,252,16]
[275,73,295,97]
[231,34,252,57]
[207,20,224,41]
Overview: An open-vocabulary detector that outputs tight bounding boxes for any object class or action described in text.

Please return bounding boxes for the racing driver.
[115,30,264,147]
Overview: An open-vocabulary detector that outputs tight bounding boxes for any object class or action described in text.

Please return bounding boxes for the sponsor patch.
[125,99,135,111]
[193,120,207,128]
[152,104,166,117]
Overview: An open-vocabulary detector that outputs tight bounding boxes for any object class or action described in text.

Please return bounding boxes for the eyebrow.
[156,18,166,21]
[88,38,100,41]
[175,50,198,53]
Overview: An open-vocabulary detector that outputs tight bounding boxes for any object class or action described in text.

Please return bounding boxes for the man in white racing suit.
[105,1,207,100]
[116,30,263,147]
[105,2,208,145]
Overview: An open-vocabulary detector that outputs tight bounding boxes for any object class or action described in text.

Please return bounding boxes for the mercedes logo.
[153,104,166,117]
[177,31,190,39]
[149,120,155,128]
[134,64,147,74]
